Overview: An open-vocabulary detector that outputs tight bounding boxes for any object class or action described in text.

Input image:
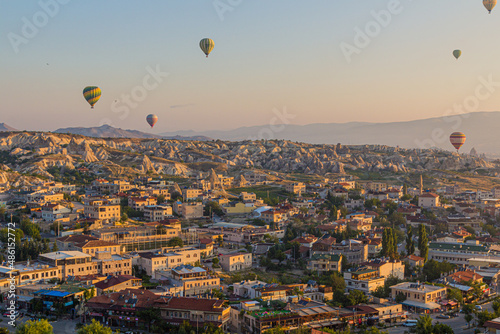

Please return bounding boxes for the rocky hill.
[54,124,212,141]
[0,132,496,191]
[0,123,18,132]
[161,111,500,155]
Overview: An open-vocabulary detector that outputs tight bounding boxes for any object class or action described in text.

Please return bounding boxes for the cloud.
[170,103,195,109]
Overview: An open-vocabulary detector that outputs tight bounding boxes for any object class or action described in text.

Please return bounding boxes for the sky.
[2,0,500,134]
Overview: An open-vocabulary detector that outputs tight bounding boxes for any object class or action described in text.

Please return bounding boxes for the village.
[0,166,499,334]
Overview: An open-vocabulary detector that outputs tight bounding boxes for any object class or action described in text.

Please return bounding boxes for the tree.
[432,323,454,334]
[418,224,428,262]
[406,225,415,256]
[204,201,224,217]
[325,271,346,292]
[493,299,500,317]
[447,287,463,306]
[0,328,8,334]
[167,237,184,248]
[477,310,496,327]
[16,319,54,334]
[76,319,113,334]
[137,307,161,332]
[395,293,406,303]
[52,242,58,252]
[0,206,5,221]
[463,304,475,328]
[415,315,433,334]
[346,289,367,306]
[422,259,455,281]
[157,194,166,204]
[120,213,128,222]
[212,257,220,268]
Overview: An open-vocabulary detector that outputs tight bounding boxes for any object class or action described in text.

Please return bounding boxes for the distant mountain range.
[160,111,500,155]
[0,123,18,132]
[53,125,212,141]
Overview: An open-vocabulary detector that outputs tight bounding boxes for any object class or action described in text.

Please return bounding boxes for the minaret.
[420,174,423,195]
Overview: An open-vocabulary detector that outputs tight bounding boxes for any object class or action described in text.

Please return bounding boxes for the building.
[86,289,162,329]
[91,224,180,251]
[260,209,288,224]
[329,241,368,264]
[390,282,447,312]
[428,241,490,266]
[307,254,342,273]
[174,202,204,219]
[240,192,257,202]
[128,197,157,212]
[41,203,72,222]
[405,255,424,268]
[363,259,405,280]
[285,182,306,196]
[418,193,440,208]
[155,296,230,331]
[84,199,120,223]
[344,269,385,294]
[447,216,482,233]
[56,235,123,255]
[137,248,202,277]
[38,250,132,280]
[219,253,252,272]
[484,317,500,334]
[144,205,173,222]
[223,202,255,215]
[182,188,202,201]
[94,275,142,295]
[169,265,220,297]
[446,269,483,285]
[233,280,291,302]
[365,182,387,192]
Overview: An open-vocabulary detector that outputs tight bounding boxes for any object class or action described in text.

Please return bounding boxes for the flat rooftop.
[40,251,90,260]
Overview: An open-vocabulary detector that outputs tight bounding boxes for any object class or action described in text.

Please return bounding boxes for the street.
[0,315,78,334]
[386,300,496,334]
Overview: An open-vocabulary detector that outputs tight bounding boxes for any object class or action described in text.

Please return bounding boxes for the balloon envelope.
[83,86,101,108]
[450,132,466,151]
[484,0,497,13]
[199,38,215,57]
[453,50,461,60]
[146,114,158,128]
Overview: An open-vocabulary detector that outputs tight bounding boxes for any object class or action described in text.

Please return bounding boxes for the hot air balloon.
[484,0,497,13]
[450,132,466,152]
[453,50,461,60]
[146,114,158,128]
[83,86,101,109]
[199,38,215,57]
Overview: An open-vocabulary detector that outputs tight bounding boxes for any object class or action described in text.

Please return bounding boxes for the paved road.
[387,300,496,334]
[0,315,78,334]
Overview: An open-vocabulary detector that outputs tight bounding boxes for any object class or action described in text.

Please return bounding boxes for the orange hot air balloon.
[450,132,466,151]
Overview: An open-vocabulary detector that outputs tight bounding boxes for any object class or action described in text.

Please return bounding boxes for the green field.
[228,185,292,200]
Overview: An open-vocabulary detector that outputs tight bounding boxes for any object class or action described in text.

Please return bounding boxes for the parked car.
[437,314,451,319]
[476,305,483,311]
[404,320,418,327]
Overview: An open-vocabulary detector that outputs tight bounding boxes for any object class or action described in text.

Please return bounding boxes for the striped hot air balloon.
[199,38,215,57]
[83,86,101,109]
[450,132,466,151]
[146,114,158,128]
[484,0,497,13]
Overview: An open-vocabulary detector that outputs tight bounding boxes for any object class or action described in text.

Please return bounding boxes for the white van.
[404,320,418,327]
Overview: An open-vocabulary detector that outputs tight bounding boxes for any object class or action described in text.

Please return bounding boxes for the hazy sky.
[2,0,500,133]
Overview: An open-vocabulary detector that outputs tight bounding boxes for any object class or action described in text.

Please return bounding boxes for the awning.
[16,296,33,302]
[402,300,441,310]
